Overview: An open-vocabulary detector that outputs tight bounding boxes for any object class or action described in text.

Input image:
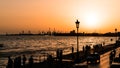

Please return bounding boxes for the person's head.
[8,56,11,59]
[23,55,25,57]
[30,55,33,58]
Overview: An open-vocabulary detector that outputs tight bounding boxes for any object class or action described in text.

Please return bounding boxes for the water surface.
[0,36,116,68]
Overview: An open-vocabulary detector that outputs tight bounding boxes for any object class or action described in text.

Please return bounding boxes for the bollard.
[56,49,63,62]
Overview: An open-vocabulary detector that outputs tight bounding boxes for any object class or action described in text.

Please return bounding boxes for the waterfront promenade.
[20,42,120,68]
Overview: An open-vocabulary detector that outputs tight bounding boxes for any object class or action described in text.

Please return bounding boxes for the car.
[87,52,100,64]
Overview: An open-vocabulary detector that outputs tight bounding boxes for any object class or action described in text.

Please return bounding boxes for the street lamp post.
[115,28,117,41]
[75,20,80,59]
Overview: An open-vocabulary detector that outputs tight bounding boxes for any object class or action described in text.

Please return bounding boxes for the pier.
[17,41,120,68]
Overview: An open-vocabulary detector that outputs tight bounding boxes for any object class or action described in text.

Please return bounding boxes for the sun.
[84,13,98,28]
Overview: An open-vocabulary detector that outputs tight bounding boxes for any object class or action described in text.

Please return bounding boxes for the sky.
[0,0,120,34]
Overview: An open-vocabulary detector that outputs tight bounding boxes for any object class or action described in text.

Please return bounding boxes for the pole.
[116,31,117,41]
[76,27,79,60]
[77,28,79,52]
[115,28,117,41]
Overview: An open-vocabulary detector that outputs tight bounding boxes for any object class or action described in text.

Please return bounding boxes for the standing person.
[109,51,114,64]
[6,56,13,68]
[59,49,63,62]
[72,46,74,53]
[83,46,85,52]
[22,55,27,67]
[14,57,17,68]
[56,49,60,60]
[113,49,116,57]
[18,56,21,68]
[29,55,33,68]
[71,47,74,59]
[119,53,120,62]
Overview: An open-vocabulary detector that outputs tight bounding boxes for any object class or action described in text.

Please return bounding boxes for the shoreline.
[0,34,119,37]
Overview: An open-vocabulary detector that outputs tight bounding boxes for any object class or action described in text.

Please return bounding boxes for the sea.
[0,35,116,68]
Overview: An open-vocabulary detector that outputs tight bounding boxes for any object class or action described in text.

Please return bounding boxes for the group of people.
[6,55,33,68]
[83,45,91,56]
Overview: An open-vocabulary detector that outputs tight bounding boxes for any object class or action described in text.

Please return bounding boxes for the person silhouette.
[13,56,21,68]
[18,56,21,68]
[14,57,17,68]
[72,47,74,53]
[71,47,74,59]
[22,55,27,67]
[119,53,120,62]
[6,56,13,68]
[113,49,116,57]
[29,55,33,68]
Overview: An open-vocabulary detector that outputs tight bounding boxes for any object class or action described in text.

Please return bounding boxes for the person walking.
[22,55,27,67]
[6,56,13,68]
[29,55,33,68]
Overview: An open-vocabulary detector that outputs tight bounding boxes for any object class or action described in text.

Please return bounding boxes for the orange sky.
[0,0,120,34]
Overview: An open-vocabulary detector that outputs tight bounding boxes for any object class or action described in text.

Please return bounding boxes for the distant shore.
[0,32,120,37]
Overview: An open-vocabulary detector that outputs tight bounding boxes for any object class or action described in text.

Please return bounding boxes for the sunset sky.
[0,0,120,34]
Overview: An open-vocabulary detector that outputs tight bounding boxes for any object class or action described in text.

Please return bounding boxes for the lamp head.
[75,19,80,28]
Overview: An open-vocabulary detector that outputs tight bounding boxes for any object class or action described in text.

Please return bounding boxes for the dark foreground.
[6,41,120,68]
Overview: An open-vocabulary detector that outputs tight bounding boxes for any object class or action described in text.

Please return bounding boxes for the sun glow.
[84,13,99,28]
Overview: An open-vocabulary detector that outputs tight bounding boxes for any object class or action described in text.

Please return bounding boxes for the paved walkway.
[76,47,120,68]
